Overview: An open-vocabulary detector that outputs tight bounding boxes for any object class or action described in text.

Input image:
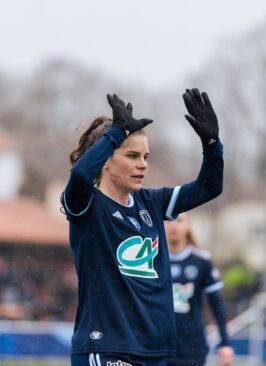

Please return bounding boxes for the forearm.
[64,127,126,213]
[173,139,224,214]
[207,291,230,346]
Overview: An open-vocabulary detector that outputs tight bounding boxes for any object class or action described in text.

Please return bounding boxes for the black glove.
[183,88,219,146]
[107,94,153,134]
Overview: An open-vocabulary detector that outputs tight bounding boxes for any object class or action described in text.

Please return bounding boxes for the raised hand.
[107,94,153,134]
[183,88,219,145]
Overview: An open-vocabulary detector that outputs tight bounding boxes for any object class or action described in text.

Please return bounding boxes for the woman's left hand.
[183,88,219,146]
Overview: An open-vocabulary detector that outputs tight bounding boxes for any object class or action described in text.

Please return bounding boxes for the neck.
[168,239,188,254]
[98,182,130,206]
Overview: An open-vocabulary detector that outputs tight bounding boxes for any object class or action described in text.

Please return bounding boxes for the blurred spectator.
[0,248,77,321]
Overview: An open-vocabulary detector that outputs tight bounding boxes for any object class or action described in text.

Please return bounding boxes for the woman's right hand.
[107,94,153,133]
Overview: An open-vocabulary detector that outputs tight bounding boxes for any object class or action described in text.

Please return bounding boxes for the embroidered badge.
[139,210,153,227]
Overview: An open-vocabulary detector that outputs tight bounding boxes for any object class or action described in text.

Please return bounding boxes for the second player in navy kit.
[165,214,234,366]
[61,89,224,366]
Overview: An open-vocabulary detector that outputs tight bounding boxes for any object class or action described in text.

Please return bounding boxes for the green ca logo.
[117,236,159,278]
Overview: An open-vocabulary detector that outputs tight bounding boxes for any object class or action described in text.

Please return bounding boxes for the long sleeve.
[207,290,230,347]
[173,139,223,215]
[62,127,127,216]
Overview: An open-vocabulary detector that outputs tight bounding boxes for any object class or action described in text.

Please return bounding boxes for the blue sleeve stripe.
[165,186,181,220]
[63,192,93,217]
[204,281,224,294]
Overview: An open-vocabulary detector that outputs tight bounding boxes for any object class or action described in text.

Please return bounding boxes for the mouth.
[131,174,145,181]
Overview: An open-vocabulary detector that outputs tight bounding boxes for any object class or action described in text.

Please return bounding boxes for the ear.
[103,158,111,170]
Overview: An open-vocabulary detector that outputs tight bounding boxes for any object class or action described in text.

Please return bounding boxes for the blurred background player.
[165,213,234,366]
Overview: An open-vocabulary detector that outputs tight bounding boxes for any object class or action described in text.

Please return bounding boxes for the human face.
[165,214,191,248]
[101,132,149,197]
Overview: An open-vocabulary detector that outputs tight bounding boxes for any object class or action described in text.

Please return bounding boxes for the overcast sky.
[1,0,266,90]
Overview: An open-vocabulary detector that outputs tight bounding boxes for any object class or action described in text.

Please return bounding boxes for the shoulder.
[191,247,212,261]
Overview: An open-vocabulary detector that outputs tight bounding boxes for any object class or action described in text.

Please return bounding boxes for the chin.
[130,183,143,192]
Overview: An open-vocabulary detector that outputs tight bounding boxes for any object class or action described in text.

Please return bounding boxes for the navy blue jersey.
[169,246,229,362]
[61,127,223,357]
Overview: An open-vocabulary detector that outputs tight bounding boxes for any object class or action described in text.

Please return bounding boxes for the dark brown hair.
[69,115,147,187]
[186,231,199,248]
[69,116,112,186]
[70,116,112,166]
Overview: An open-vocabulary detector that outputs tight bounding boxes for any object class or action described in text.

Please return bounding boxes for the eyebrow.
[126,151,150,155]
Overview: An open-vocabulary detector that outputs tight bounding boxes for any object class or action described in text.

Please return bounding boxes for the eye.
[127,153,137,159]
[144,155,149,161]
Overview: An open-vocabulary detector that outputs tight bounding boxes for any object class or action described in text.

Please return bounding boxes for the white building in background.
[0,130,23,199]
[216,201,266,270]
[191,201,266,271]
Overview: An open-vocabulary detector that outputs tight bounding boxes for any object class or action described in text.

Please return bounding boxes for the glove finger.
[186,89,194,98]
[140,118,153,128]
[202,92,214,110]
[185,114,202,134]
[126,102,133,114]
[131,118,153,132]
[107,94,115,108]
[183,93,198,116]
[185,114,197,126]
[192,88,204,106]
[113,94,126,108]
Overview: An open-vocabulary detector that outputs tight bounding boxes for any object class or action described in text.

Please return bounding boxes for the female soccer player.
[61,89,224,366]
[165,213,234,366]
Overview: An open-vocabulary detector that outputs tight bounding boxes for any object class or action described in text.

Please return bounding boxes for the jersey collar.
[169,245,193,261]
[98,190,134,207]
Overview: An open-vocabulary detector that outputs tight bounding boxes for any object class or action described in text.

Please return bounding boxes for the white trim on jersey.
[63,192,93,217]
[169,246,193,261]
[96,354,101,366]
[101,190,134,207]
[165,185,181,220]
[204,281,224,294]
[89,354,96,366]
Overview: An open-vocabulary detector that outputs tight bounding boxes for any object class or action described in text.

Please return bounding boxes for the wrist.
[201,134,219,147]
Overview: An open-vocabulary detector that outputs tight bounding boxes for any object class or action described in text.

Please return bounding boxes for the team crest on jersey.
[172,282,194,313]
[117,236,158,278]
[139,210,153,227]
[184,265,198,280]
[171,264,182,279]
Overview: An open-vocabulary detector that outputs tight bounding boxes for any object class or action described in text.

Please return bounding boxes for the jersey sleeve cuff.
[204,281,224,294]
[165,186,181,220]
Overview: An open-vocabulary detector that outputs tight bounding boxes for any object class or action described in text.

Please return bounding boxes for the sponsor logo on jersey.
[107,361,133,366]
[90,331,103,339]
[172,282,194,313]
[139,210,153,227]
[117,236,159,278]
[127,216,141,231]
[184,265,198,280]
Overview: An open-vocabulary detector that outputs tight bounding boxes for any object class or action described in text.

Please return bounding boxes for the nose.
[138,157,148,170]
